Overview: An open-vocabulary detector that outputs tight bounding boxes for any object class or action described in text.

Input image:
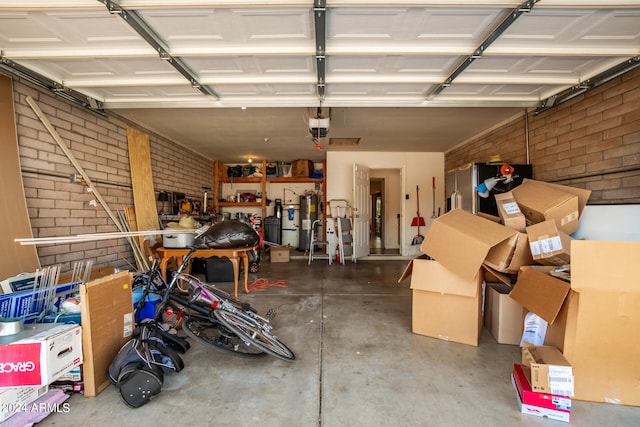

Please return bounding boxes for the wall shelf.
[212,159,326,237]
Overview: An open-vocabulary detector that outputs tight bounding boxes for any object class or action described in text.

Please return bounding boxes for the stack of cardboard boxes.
[512,344,574,422]
[400,178,640,409]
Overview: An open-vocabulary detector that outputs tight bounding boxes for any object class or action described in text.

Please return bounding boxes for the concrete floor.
[39,258,639,427]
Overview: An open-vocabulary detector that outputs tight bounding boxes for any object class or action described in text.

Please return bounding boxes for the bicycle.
[133,246,295,362]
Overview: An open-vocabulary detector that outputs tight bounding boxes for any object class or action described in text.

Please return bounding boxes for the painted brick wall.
[446,67,640,205]
[13,79,214,275]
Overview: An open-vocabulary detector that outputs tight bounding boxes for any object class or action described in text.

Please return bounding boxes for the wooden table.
[157,247,254,299]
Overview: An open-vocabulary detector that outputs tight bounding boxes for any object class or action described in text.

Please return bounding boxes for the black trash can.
[264,216,281,245]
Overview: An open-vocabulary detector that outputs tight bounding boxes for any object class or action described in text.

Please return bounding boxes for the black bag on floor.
[108,322,186,408]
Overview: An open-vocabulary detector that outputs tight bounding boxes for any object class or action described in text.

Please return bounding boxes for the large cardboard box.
[511,179,590,235]
[80,271,134,397]
[420,209,528,279]
[510,240,640,406]
[512,364,571,423]
[526,220,572,266]
[0,323,82,388]
[484,282,522,345]
[494,191,526,232]
[400,257,483,346]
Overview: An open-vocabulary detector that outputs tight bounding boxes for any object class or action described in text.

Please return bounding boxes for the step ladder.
[308,219,332,264]
[336,217,355,264]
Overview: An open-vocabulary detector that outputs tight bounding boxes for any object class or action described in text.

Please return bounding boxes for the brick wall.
[13,78,213,275]
[445,67,640,204]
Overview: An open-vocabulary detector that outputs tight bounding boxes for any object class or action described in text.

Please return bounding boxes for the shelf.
[217,202,263,207]
[217,177,263,184]
[267,177,323,183]
[212,160,326,238]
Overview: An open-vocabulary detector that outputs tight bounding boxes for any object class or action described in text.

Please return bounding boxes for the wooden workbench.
[156,246,253,299]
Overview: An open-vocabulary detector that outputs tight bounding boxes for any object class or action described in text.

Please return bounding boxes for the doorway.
[369,170,401,256]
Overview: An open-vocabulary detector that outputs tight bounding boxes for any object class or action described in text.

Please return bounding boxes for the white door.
[353,163,370,259]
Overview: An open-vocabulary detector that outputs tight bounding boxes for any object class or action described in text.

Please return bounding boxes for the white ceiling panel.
[0,1,638,162]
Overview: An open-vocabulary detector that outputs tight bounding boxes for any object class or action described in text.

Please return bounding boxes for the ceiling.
[1,1,639,163]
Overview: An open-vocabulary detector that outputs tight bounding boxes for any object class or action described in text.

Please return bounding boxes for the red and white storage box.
[512,363,572,423]
[0,323,82,387]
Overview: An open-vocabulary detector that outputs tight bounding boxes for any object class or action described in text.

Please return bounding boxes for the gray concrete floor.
[40,258,639,427]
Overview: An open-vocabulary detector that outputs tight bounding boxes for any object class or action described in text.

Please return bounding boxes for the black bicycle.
[133,248,295,362]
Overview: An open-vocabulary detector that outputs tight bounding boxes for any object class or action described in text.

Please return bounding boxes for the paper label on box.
[502,202,521,215]
[560,211,578,226]
[548,366,574,397]
[521,312,547,346]
[529,236,562,256]
[552,396,572,411]
[123,312,134,338]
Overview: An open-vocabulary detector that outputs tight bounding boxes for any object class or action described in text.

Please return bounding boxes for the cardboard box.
[0,323,82,387]
[512,364,571,423]
[400,256,483,346]
[270,246,290,263]
[0,385,48,422]
[80,271,134,397]
[511,179,589,234]
[526,219,572,266]
[421,209,526,280]
[291,159,314,177]
[484,282,522,345]
[511,241,640,406]
[522,343,574,396]
[494,191,526,232]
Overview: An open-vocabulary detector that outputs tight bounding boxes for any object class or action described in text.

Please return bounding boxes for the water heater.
[298,193,318,251]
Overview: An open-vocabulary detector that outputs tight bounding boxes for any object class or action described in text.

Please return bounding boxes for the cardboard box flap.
[409,258,479,298]
[421,209,517,281]
[397,255,431,283]
[510,268,570,324]
[482,265,513,287]
[572,240,640,292]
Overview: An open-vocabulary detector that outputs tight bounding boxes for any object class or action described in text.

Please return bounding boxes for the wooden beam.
[0,76,41,277]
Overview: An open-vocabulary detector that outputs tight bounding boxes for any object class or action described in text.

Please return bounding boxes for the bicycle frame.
[132,245,294,361]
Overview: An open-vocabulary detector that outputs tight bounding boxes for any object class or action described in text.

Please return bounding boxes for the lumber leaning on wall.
[0,75,40,278]
[126,126,160,253]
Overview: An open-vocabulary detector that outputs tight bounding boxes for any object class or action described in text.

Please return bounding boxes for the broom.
[411,185,425,245]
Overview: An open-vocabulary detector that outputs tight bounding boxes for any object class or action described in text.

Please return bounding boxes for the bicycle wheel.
[213,309,295,362]
[182,314,266,359]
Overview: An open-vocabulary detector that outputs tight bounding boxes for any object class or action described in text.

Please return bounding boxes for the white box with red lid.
[0,323,82,387]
